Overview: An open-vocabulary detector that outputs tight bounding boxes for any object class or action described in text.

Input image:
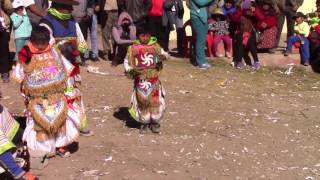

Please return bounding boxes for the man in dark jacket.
[163,0,184,56]
[274,0,304,51]
[24,0,48,26]
[118,0,152,28]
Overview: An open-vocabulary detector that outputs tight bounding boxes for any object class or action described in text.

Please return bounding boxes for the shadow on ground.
[113,107,140,129]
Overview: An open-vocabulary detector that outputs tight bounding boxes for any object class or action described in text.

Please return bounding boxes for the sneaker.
[226,52,232,58]
[252,61,261,70]
[284,50,291,56]
[198,63,211,69]
[235,62,243,69]
[215,53,224,58]
[91,56,100,62]
[303,62,310,66]
[149,123,160,134]
[19,171,39,180]
[139,124,149,134]
[1,73,9,83]
[268,48,276,54]
[80,130,94,137]
[79,60,88,67]
[56,147,71,158]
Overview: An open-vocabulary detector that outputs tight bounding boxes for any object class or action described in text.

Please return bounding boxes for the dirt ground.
[1,55,320,180]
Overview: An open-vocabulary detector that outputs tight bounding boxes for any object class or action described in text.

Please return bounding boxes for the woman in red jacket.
[256,0,278,52]
[231,1,264,70]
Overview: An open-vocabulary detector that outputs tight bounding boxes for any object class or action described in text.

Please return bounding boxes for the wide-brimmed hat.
[51,0,79,6]
[211,8,226,17]
[293,12,306,19]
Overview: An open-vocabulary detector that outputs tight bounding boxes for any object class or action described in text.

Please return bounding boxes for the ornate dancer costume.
[40,8,88,131]
[124,37,166,124]
[12,43,80,154]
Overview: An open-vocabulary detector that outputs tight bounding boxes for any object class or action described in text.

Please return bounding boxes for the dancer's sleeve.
[11,63,25,83]
[124,47,133,72]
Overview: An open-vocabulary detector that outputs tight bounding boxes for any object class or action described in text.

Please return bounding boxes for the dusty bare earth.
[1,57,320,180]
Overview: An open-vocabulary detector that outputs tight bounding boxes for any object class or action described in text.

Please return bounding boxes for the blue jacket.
[10,12,32,39]
[190,0,211,23]
[222,6,236,15]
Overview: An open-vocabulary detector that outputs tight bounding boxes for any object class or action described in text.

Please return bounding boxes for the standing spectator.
[284,12,310,66]
[208,8,232,58]
[190,0,212,69]
[256,0,278,52]
[101,0,118,61]
[11,0,32,62]
[23,0,48,26]
[274,0,304,50]
[112,11,136,66]
[89,0,100,61]
[72,0,97,62]
[148,0,166,51]
[231,0,263,70]
[163,0,184,56]
[0,0,12,83]
[118,0,152,29]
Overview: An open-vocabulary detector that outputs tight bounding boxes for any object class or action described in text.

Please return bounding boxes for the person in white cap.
[10,0,32,62]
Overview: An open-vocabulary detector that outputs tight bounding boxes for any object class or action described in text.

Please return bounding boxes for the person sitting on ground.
[111,11,136,66]
[124,25,166,134]
[284,12,310,66]
[256,0,278,53]
[208,8,232,58]
[0,104,39,180]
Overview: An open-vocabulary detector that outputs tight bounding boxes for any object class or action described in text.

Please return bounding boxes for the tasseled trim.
[28,93,67,140]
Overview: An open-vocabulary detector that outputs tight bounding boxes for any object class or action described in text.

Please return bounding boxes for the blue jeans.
[84,14,98,58]
[191,16,208,65]
[90,14,98,58]
[287,35,310,63]
[15,38,28,61]
[0,151,24,179]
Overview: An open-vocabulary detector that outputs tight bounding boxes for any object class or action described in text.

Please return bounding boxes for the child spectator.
[222,0,237,15]
[208,8,232,58]
[124,25,166,134]
[222,0,238,38]
[284,12,310,66]
[10,0,32,62]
